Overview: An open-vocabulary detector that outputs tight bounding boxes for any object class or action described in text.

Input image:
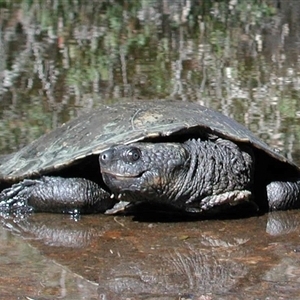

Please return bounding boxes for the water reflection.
[0,219,99,299]
[1,0,300,160]
[1,211,300,298]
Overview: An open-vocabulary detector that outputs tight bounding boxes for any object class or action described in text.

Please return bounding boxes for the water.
[1,1,300,299]
[1,211,300,299]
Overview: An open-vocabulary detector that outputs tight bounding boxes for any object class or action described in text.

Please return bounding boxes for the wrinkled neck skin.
[101,138,254,213]
[164,138,254,211]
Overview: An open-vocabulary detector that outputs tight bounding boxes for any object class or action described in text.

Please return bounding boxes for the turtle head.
[99,143,189,202]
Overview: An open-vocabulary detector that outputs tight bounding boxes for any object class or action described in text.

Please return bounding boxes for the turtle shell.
[0,101,298,183]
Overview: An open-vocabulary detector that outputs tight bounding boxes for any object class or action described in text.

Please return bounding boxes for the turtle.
[0,100,300,216]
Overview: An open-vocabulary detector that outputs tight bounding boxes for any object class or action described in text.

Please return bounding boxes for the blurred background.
[1,0,300,162]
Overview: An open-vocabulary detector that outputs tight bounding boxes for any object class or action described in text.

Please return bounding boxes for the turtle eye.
[125,147,141,162]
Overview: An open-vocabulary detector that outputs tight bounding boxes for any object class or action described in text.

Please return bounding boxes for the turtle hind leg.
[267,180,300,211]
[0,176,115,215]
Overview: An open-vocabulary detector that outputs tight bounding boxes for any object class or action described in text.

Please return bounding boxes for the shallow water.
[1,211,300,299]
[1,1,300,299]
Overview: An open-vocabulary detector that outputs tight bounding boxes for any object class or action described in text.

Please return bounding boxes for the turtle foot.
[0,179,38,215]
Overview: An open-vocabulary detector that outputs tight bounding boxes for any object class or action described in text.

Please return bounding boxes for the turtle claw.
[0,179,38,214]
[104,201,131,215]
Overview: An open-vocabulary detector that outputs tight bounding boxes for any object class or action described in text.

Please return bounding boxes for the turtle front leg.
[0,176,115,214]
[267,180,300,211]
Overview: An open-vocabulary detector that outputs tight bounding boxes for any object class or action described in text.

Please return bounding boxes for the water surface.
[1,211,300,299]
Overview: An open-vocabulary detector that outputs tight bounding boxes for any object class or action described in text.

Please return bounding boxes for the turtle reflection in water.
[0,101,300,216]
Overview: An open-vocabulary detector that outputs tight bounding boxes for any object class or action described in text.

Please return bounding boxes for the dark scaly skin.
[1,137,300,215]
[100,139,300,213]
[0,176,114,214]
[100,138,254,213]
[267,181,300,210]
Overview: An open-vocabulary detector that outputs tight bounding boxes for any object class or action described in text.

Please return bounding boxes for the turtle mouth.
[101,169,147,179]
[101,169,149,201]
